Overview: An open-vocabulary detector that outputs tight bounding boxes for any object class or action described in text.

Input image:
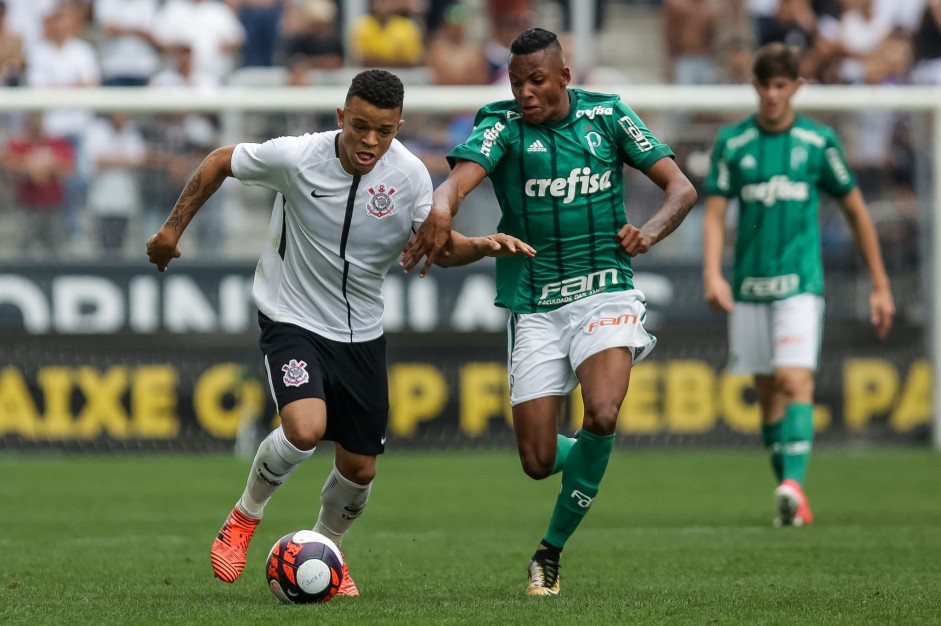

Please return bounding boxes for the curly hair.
[346,69,405,110]
[510,28,561,56]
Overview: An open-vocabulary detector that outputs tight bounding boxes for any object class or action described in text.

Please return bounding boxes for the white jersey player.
[146,69,534,594]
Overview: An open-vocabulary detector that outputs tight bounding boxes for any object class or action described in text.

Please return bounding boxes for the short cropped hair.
[510,28,561,55]
[752,42,800,83]
[346,69,404,110]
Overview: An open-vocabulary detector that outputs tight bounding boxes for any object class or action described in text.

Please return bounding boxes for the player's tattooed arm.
[617,157,697,256]
[164,147,235,234]
[146,145,235,272]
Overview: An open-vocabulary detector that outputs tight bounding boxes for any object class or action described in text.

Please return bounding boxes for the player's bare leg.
[514,395,566,595]
[520,349,632,596]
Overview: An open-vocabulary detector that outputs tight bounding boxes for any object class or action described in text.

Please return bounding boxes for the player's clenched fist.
[615,224,654,256]
[146,229,182,272]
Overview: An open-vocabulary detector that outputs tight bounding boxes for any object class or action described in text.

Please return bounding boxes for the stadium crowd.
[0,0,933,261]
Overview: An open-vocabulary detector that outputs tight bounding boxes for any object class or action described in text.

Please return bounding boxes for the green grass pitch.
[2,448,940,624]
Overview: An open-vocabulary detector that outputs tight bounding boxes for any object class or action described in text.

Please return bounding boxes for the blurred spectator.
[0,1,25,86]
[816,0,892,84]
[424,0,461,35]
[2,0,56,52]
[26,5,100,247]
[483,1,531,84]
[555,0,606,32]
[150,43,218,88]
[875,0,926,33]
[94,0,160,86]
[84,113,146,255]
[282,0,344,85]
[234,0,283,67]
[2,112,74,257]
[427,3,488,85]
[662,0,718,84]
[347,0,424,68]
[717,36,754,83]
[912,0,941,83]
[151,0,246,86]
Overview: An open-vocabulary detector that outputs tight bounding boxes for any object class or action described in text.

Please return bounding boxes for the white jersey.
[231,130,433,342]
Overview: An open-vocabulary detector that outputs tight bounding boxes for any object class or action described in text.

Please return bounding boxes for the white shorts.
[507,290,657,406]
[728,293,825,375]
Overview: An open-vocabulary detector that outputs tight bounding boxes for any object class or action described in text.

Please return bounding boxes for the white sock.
[237,426,313,518]
[312,464,372,547]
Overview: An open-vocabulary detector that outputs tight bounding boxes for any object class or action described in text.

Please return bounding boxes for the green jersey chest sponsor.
[740,175,810,206]
[524,167,613,204]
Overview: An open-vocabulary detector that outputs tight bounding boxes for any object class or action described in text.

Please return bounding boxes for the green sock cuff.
[551,434,577,476]
[575,429,615,447]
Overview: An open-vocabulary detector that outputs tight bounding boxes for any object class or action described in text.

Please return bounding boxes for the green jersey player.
[703,43,895,527]
[405,28,697,596]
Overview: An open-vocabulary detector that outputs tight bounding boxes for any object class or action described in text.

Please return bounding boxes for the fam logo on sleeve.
[366,184,396,219]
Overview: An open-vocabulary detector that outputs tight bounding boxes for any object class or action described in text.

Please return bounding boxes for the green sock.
[544,430,615,549]
[550,434,577,476]
[781,403,814,484]
[761,420,785,482]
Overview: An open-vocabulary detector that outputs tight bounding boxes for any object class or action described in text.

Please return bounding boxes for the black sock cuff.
[534,540,562,561]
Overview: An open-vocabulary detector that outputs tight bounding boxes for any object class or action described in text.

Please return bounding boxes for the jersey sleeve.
[231,135,306,191]
[410,163,434,228]
[703,130,734,197]
[446,109,513,172]
[612,100,674,171]
[818,129,857,197]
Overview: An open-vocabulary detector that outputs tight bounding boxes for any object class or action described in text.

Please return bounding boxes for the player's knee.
[518,447,553,480]
[775,372,814,402]
[581,405,619,436]
[281,424,323,451]
[343,464,376,486]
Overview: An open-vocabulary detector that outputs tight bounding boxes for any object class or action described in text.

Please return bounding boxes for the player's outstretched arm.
[146,145,235,272]
[838,187,895,338]
[401,160,488,277]
[434,232,536,267]
[703,195,734,312]
[616,157,697,256]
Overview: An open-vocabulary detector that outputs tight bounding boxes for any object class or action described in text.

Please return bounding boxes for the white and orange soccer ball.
[266,530,343,604]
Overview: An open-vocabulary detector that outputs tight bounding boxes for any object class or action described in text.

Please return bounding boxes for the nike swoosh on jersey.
[310,189,333,198]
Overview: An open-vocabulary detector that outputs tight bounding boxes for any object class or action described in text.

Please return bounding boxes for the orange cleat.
[336,553,359,597]
[210,507,260,582]
[773,479,814,527]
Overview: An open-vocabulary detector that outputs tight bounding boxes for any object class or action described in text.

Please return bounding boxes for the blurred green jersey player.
[407,27,697,595]
[703,42,896,527]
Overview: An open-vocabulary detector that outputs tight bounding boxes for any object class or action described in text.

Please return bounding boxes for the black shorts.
[258,314,389,455]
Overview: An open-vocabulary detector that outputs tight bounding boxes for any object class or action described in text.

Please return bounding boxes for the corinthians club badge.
[366,184,396,219]
[282,359,309,387]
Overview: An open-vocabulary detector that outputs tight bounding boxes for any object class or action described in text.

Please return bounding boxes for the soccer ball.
[266,530,343,604]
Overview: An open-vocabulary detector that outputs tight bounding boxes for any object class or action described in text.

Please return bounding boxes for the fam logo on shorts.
[584,313,638,334]
[366,184,396,219]
[281,359,309,387]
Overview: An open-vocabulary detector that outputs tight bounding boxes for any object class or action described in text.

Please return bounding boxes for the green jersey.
[704,114,857,303]
[447,89,674,313]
